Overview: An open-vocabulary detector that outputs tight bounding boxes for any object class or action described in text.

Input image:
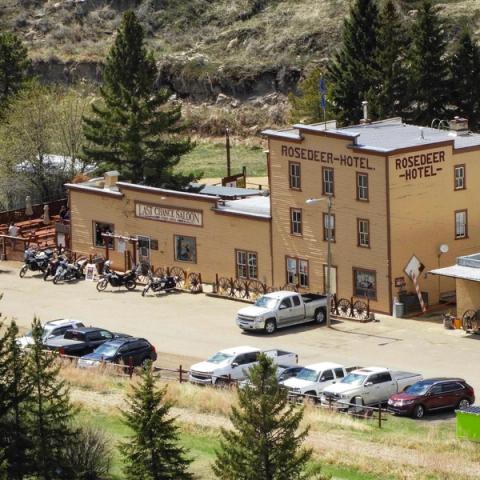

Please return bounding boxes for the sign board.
[85,264,96,281]
[404,255,425,280]
[394,276,406,288]
[222,172,246,188]
[135,202,203,227]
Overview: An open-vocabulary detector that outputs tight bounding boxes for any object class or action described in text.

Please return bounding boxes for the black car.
[78,337,157,368]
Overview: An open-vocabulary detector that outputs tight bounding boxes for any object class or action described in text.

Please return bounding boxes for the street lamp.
[305,195,333,328]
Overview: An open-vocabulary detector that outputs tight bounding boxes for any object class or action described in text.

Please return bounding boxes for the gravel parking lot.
[2,260,479,393]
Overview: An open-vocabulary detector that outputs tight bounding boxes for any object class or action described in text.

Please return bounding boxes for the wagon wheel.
[337,298,351,317]
[353,300,369,320]
[217,277,232,296]
[232,279,248,299]
[246,280,264,300]
[462,310,477,331]
[154,266,166,278]
[188,272,202,293]
[136,262,151,284]
[169,267,185,288]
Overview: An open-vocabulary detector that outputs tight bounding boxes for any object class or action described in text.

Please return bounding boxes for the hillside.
[2,0,478,101]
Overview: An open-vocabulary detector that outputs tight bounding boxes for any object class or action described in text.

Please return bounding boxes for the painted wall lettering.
[280,145,374,170]
[135,202,203,227]
[394,151,445,181]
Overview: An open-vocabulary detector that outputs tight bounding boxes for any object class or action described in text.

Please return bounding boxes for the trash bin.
[393,302,404,318]
[456,406,480,442]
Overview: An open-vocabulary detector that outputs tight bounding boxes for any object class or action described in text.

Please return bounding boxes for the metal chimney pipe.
[362,101,368,121]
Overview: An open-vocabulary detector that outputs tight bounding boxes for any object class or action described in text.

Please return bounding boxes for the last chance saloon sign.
[135,202,203,227]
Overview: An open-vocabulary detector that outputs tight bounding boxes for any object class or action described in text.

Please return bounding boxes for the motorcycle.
[43,255,65,281]
[96,261,139,292]
[19,248,53,278]
[141,271,178,297]
[52,257,88,284]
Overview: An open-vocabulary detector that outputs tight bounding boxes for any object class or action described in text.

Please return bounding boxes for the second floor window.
[290,208,302,235]
[322,167,334,196]
[323,213,335,241]
[357,173,369,201]
[454,165,465,190]
[455,210,468,239]
[289,162,301,189]
[357,219,370,247]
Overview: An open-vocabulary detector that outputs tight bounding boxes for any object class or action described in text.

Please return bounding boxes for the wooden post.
[105,238,109,261]
[179,365,183,383]
[215,273,219,293]
[128,357,134,378]
[378,405,382,428]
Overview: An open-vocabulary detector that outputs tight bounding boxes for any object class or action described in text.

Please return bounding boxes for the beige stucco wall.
[268,132,391,313]
[456,278,480,317]
[69,186,272,285]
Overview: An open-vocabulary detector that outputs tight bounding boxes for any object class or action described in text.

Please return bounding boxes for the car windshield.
[207,352,234,364]
[341,373,367,386]
[255,297,278,309]
[296,368,319,382]
[404,382,434,396]
[94,343,120,357]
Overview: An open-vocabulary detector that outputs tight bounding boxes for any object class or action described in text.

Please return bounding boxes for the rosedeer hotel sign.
[135,202,203,227]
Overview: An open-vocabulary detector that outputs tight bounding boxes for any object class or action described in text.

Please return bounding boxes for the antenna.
[419,127,424,140]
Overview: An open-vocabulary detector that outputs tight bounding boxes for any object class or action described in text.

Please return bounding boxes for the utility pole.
[226,128,231,176]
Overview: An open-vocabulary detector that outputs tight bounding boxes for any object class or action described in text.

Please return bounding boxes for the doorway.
[137,236,151,265]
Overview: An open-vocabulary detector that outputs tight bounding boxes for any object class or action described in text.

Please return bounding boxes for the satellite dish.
[439,244,449,254]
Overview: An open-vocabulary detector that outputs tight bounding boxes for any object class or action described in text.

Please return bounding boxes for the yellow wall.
[456,279,480,317]
[70,187,272,285]
[268,132,391,313]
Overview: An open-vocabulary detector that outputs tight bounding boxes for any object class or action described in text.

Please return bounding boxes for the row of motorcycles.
[20,247,88,284]
[20,248,178,295]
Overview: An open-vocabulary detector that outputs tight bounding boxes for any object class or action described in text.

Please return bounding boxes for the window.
[174,235,197,262]
[289,162,301,189]
[357,218,370,247]
[357,173,369,201]
[286,257,309,288]
[430,385,443,395]
[236,250,258,279]
[292,295,301,307]
[454,165,466,190]
[290,208,302,235]
[441,382,463,393]
[322,167,334,196]
[334,368,345,379]
[455,210,468,239]
[321,370,334,381]
[323,213,335,241]
[94,222,114,248]
[280,298,292,309]
[353,269,377,299]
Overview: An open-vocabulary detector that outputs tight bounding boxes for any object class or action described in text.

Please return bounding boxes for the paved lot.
[1,260,480,393]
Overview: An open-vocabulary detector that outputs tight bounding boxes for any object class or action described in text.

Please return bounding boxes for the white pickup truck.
[236,291,328,334]
[321,367,423,407]
[188,346,298,385]
[281,362,353,400]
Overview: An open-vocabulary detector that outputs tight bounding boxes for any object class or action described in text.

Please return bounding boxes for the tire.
[19,265,28,278]
[43,270,50,281]
[96,279,108,292]
[412,404,425,419]
[142,285,150,297]
[264,319,277,334]
[314,308,326,324]
[53,276,59,285]
[458,398,471,410]
[125,279,137,291]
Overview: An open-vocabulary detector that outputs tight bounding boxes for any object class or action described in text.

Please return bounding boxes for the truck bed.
[301,293,327,303]
[392,371,422,381]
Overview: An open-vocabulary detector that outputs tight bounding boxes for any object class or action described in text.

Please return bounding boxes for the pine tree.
[372,0,409,119]
[213,354,323,480]
[82,11,194,188]
[0,32,30,112]
[27,317,76,480]
[408,0,450,125]
[327,0,380,125]
[121,361,193,480]
[450,29,480,130]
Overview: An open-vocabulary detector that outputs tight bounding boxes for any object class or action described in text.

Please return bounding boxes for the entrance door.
[137,236,151,265]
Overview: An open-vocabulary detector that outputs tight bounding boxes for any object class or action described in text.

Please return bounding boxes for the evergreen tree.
[82,11,194,187]
[408,0,450,125]
[213,354,323,480]
[372,0,409,119]
[327,0,380,125]
[450,29,480,130]
[0,32,30,112]
[121,361,193,480]
[27,317,76,480]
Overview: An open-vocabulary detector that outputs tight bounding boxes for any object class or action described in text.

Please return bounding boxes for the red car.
[388,378,475,419]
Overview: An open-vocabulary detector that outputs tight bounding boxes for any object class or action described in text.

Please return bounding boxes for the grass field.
[175,140,267,179]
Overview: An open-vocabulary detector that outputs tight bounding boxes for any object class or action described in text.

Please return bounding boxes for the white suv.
[16,318,85,349]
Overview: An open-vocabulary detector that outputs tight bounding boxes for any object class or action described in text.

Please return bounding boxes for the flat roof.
[263,118,480,154]
[430,252,480,282]
[215,196,270,219]
[190,183,266,199]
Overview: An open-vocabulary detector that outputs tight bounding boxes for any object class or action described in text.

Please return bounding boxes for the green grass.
[175,141,267,179]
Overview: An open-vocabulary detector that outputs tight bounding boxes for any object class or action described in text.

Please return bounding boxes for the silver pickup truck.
[236,291,328,334]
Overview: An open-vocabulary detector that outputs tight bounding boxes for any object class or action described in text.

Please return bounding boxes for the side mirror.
[320,377,326,382]
[231,362,239,368]
[365,381,373,387]
[279,304,287,310]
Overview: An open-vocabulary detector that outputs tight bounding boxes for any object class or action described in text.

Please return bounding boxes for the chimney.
[104,171,119,189]
[448,116,469,135]
[360,100,371,124]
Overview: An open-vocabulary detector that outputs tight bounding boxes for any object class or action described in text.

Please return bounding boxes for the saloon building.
[67,116,480,315]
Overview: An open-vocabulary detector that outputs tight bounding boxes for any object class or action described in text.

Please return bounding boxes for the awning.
[429,265,480,282]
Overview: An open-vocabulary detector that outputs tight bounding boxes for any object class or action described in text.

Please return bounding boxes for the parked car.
[45,327,129,357]
[236,291,328,333]
[78,337,157,368]
[282,363,356,401]
[387,378,475,419]
[321,367,423,407]
[239,364,305,389]
[16,318,85,349]
[189,346,298,385]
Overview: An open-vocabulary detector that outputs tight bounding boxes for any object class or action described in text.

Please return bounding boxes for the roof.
[264,291,298,299]
[215,195,270,219]
[262,117,480,154]
[220,346,258,355]
[430,253,480,282]
[418,377,465,384]
[189,183,266,199]
[45,318,83,326]
[304,362,344,371]
[67,327,102,333]
[355,367,388,374]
